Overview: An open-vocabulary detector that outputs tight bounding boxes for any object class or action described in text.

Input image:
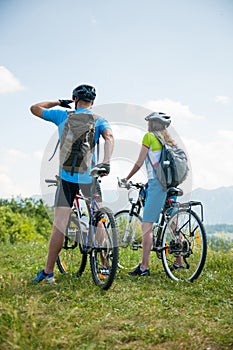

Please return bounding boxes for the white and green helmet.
[145,112,171,128]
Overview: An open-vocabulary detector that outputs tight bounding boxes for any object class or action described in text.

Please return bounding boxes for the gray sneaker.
[171,263,185,271]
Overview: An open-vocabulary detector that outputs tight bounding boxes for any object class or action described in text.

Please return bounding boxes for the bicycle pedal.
[131,241,142,250]
[117,263,124,269]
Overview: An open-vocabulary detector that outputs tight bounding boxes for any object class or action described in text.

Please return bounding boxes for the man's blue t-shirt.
[42,108,111,184]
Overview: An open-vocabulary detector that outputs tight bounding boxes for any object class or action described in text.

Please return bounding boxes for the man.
[30,84,114,283]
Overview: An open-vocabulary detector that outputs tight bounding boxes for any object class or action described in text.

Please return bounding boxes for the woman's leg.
[141,222,153,270]
[141,178,166,270]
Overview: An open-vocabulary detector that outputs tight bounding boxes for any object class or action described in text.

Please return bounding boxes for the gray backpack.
[59,111,98,175]
[148,132,189,189]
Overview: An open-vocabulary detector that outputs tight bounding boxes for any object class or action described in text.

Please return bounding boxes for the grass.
[0,242,232,350]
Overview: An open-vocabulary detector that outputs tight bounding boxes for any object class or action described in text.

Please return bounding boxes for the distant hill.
[184,186,233,225]
[102,186,233,225]
[35,185,233,225]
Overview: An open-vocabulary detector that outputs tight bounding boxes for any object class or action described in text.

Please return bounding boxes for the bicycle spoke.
[114,210,143,270]
[57,215,87,277]
[161,209,207,281]
[90,207,118,290]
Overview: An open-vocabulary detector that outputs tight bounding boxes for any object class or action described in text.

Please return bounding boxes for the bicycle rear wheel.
[90,207,118,290]
[161,208,207,281]
[57,215,87,277]
[114,210,142,270]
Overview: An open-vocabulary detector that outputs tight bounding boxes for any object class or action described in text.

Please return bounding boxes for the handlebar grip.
[117,177,133,189]
[45,179,58,185]
[90,167,107,177]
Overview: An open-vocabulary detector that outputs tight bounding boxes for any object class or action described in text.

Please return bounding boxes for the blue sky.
[0,0,233,198]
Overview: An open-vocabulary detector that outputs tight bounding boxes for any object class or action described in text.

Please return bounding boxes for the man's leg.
[33,179,79,282]
[44,206,71,274]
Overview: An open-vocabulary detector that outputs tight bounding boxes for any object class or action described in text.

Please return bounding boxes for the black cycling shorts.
[54,179,102,208]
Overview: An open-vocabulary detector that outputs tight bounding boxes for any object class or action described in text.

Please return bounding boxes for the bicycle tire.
[161,208,207,281]
[56,215,88,277]
[114,210,143,270]
[90,207,118,290]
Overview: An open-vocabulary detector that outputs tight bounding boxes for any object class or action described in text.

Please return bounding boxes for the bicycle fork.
[122,214,142,250]
[122,215,133,245]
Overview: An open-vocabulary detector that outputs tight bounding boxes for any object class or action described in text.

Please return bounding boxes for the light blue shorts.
[142,177,167,223]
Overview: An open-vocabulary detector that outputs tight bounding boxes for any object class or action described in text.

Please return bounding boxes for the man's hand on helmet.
[95,163,110,175]
[59,99,73,109]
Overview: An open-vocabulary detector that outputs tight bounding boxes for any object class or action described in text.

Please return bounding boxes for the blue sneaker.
[33,269,55,283]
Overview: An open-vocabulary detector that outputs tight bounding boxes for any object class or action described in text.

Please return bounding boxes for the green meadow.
[1,242,232,350]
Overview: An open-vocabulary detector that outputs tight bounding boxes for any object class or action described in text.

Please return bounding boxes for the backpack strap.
[90,113,100,164]
[48,111,74,162]
[48,139,60,161]
[152,131,165,146]
[96,140,100,163]
[146,132,165,179]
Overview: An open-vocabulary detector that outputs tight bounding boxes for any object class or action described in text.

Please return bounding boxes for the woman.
[123,112,177,276]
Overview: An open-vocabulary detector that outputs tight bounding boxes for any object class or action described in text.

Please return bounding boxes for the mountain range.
[101,186,233,225]
[38,185,233,225]
[183,186,233,225]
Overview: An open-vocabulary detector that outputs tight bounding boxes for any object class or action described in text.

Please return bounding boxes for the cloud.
[0,66,26,93]
[145,98,205,121]
[214,95,230,104]
[183,129,233,189]
[0,173,14,197]
[111,124,145,143]
[6,149,27,161]
[0,147,42,198]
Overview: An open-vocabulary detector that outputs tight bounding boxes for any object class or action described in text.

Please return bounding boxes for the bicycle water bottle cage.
[63,236,78,250]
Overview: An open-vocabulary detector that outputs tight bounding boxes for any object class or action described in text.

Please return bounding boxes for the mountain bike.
[116,179,207,282]
[45,168,118,290]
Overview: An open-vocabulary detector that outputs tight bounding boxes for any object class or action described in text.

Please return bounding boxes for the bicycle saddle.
[167,187,183,197]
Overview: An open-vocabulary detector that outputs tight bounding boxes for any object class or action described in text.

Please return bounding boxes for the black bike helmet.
[72,84,96,102]
[145,112,171,128]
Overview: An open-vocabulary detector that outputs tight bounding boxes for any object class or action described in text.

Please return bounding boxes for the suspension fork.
[121,204,138,243]
[153,214,165,246]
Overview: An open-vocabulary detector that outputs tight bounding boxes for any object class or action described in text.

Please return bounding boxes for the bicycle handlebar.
[45,168,107,188]
[45,175,60,186]
[117,177,145,190]
[45,179,58,184]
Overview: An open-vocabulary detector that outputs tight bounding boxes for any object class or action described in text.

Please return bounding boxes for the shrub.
[0,198,52,243]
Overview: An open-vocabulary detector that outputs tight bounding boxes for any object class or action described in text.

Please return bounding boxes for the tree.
[0,197,52,244]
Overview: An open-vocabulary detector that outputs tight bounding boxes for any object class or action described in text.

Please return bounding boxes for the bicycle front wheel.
[57,215,87,277]
[90,207,118,290]
[161,208,207,281]
[114,210,143,270]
